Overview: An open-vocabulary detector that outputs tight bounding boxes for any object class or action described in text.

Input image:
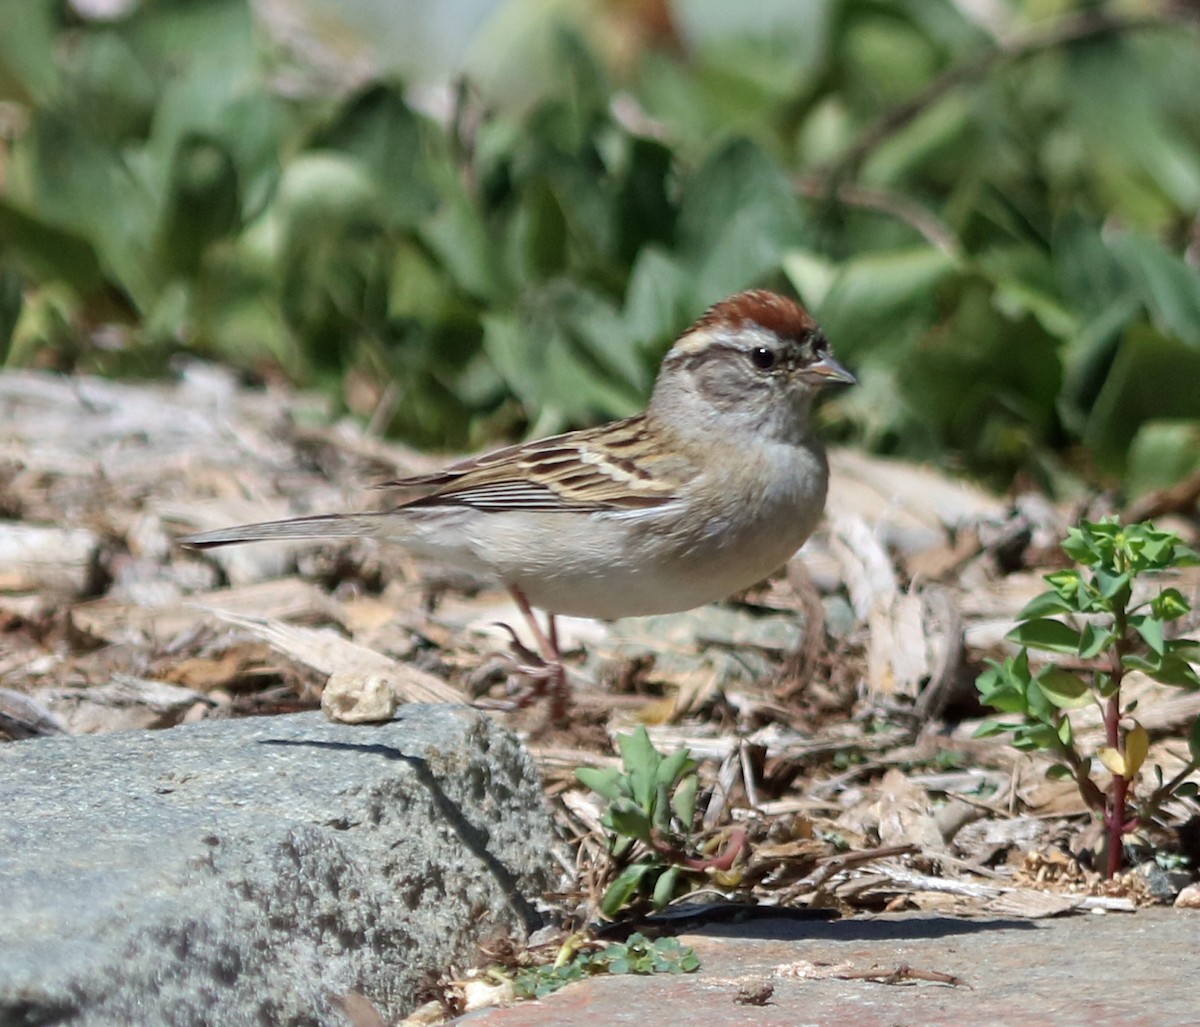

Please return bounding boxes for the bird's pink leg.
[506,586,570,723]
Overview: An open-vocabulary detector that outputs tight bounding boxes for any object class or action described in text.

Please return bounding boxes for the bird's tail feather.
[180,513,384,549]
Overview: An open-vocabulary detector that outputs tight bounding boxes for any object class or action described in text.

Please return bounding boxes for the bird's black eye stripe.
[750,346,776,370]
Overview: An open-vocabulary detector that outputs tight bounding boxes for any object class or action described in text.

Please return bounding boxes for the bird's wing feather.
[379,415,683,513]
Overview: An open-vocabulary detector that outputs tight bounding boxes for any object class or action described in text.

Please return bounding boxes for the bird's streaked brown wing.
[379,415,683,513]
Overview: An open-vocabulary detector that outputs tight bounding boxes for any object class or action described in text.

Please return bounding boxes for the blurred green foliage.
[1,0,1198,491]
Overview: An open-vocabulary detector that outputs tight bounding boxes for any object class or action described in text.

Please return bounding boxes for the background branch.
[825,6,1200,185]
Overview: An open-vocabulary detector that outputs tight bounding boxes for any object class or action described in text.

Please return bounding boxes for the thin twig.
[1125,466,1200,522]
[794,177,963,258]
[804,842,920,893]
[837,964,970,988]
[824,7,1198,185]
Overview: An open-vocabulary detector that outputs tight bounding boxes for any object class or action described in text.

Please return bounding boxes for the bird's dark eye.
[750,346,777,370]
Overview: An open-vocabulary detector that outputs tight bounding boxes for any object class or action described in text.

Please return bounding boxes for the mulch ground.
[3,366,1200,1014]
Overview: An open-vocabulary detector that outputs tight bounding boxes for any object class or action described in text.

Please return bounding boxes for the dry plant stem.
[838,965,969,989]
[1143,762,1200,823]
[801,843,920,895]
[1068,745,1107,816]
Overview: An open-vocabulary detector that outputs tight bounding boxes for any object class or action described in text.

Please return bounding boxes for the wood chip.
[0,523,101,596]
[826,509,898,620]
[0,688,67,738]
[71,578,340,644]
[41,675,212,734]
[204,609,461,709]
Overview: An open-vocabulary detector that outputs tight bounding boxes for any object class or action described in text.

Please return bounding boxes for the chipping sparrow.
[182,289,854,719]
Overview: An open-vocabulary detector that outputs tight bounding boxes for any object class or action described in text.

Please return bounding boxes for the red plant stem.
[650,827,748,872]
[1104,692,1127,879]
[1104,582,1131,880]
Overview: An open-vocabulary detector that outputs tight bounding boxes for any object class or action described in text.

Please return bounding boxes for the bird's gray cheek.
[694,362,753,412]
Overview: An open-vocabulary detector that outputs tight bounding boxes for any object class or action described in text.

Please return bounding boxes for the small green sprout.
[576,726,746,917]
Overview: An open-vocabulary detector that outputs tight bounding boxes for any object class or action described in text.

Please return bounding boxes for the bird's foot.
[492,622,571,722]
[495,587,572,724]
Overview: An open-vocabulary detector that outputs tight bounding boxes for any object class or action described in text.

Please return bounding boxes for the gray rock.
[1136,860,1194,903]
[0,707,564,1026]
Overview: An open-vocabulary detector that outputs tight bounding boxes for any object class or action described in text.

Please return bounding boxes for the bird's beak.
[801,353,856,386]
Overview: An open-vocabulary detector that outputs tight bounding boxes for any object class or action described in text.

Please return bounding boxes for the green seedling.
[576,726,746,917]
[976,518,1200,877]
[513,933,699,999]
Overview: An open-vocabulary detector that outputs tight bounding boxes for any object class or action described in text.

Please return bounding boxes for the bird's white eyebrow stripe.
[662,340,744,371]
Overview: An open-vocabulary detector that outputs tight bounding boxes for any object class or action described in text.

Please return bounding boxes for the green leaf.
[600,863,654,919]
[1083,324,1200,466]
[1061,526,1100,565]
[1093,568,1131,602]
[1045,763,1075,781]
[0,201,104,292]
[575,766,627,803]
[158,133,242,278]
[1109,231,1200,345]
[310,84,438,229]
[1124,422,1200,500]
[1094,672,1118,699]
[1151,588,1192,621]
[1036,668,1092,709]
[973,718,1018,739]
[481,286,645,430]
[1016,589,1075,620]
[611,834,635,860]
[1127,652,1200,689]
[1131,615,1166,655]
[593,941,627,970]
[652,865,681,910]
[422,188,506,302]
[0,270,20,360]
[975,655,1032,713]
[651,782,672,833]
[671,773,699,828]
[1078,623,1114,660]
[0,0,57,104]
[816,245,957,362]
[1012,723,1062,752]
[17,111,159,308]
[782,247,837,310]
[1007,618,1083,655]
[608,799,653,844]
[1023,675,1058,723]
[676,138,803,306]
[623,248,687,349]
[617,726,660,809]
[612,136,675,263]
[657,747,696,790]
[1175,545,1200,568]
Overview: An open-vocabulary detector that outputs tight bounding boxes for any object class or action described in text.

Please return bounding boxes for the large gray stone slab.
[0,707,563,1026]
[459,908,1200,1027]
